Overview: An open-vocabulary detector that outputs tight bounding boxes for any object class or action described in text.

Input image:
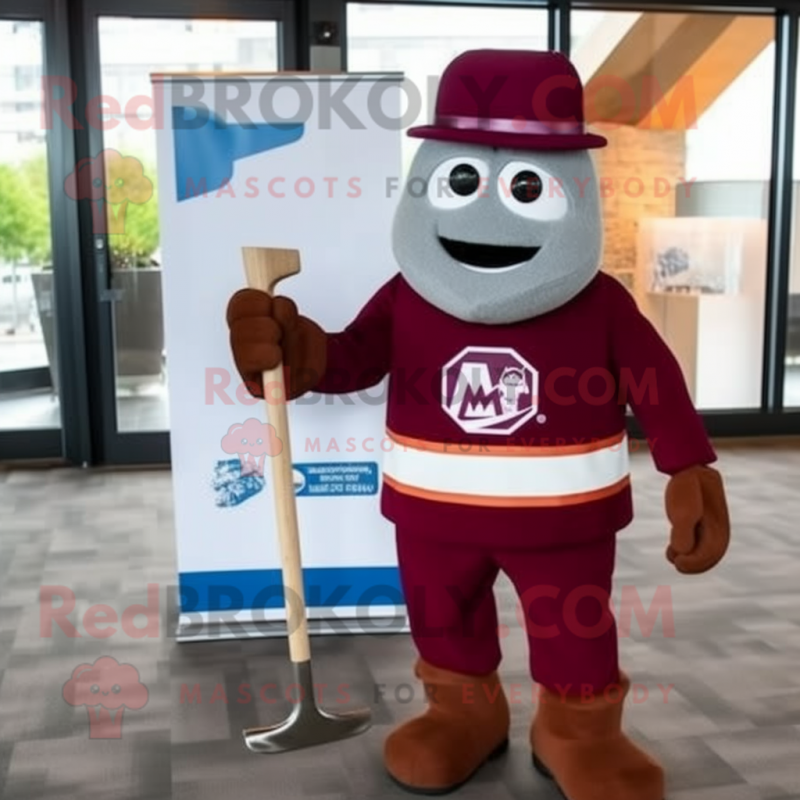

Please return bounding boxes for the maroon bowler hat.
[408,49,606,151]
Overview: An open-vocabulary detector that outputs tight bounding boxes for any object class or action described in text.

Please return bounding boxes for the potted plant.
[3,154,165,396]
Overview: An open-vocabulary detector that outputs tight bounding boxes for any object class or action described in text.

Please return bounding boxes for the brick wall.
[591,123,687,293]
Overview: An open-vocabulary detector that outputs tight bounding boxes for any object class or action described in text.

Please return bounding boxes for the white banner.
[153,73,404,635]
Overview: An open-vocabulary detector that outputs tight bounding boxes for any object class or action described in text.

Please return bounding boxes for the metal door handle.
[95,235,122,302]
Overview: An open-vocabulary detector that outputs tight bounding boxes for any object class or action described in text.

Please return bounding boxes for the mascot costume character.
[226,50,731,800]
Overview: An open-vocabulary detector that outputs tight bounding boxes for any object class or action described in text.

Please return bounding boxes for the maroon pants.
[396,529,619,693]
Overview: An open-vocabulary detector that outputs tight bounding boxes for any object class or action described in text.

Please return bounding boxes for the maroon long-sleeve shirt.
[316,272,715,548]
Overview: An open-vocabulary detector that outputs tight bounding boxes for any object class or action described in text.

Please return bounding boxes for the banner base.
[176,608,409,642]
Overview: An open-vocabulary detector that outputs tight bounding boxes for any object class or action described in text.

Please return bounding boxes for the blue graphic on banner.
[213,458,265,507]
[293,462,379,497]
[173,106,304,201]
[180,566,403,612]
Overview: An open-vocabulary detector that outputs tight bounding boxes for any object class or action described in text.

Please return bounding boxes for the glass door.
[77,1,293,463]
[0,6,63,460]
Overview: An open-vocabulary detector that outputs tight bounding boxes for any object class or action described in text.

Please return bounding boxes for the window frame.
[4,0,800,464]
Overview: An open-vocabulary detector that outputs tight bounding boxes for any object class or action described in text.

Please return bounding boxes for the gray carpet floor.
[0,442,799,800]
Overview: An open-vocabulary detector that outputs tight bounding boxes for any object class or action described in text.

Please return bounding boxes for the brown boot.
[384,659,510,794]
[530,674,664,800]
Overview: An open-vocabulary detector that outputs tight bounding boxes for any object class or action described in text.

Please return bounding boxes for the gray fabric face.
[391,140,603,325]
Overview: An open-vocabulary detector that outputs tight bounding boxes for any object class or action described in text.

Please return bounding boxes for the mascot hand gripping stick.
[227,50,731,800]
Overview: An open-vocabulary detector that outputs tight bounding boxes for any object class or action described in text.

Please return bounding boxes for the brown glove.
[226,289,327,400]
[665,465,730,574]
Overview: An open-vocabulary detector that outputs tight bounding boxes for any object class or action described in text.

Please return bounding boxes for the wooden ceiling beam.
[583,12,772,130]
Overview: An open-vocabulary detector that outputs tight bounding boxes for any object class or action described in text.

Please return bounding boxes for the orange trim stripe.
[385,429,626,457]
[382,474,631,508]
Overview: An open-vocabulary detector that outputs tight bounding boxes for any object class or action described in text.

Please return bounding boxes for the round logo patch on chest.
[441,346,539,435]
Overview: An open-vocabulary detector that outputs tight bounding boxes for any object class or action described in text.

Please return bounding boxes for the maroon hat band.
[435,114,585,136]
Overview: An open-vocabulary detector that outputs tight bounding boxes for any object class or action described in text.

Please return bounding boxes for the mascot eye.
[448,164,480,197]
[90,684,100,694]
[256,438,263,445]
[498,161,568,221]
[241,438,247,444]
[111,684,121,694]
[510,171,542,203]
[427,156,488,210]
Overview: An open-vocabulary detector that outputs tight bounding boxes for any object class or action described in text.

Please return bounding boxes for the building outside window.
[347,3,549,171]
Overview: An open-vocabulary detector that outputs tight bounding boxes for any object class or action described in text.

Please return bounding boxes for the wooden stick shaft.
[262,363,310,664]
[241,246,309,665]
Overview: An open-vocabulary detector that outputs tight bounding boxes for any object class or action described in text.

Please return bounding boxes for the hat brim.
[407,125,607,151]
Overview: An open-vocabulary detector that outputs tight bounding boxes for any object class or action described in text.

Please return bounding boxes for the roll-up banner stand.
[152,72,405,641]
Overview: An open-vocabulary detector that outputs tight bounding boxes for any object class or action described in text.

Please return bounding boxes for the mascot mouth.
[438,237,540,269]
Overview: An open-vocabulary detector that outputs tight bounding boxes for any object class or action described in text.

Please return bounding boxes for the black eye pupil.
[448,164,480,197]
[511,170,542,203]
